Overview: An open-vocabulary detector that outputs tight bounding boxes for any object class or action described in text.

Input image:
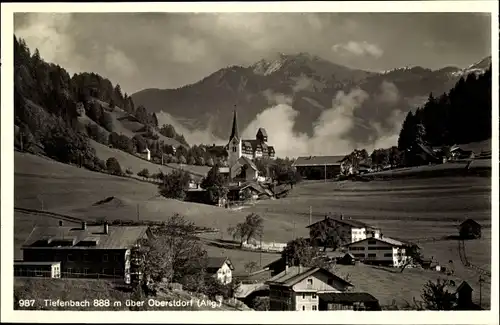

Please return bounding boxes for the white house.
[206,257,234,285]
[141,148,151,161]
[344,235,409,267]
[266,266,353,311]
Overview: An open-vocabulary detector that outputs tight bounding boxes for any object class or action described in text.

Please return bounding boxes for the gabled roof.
[22,225,149,250]
[265,266,353,288]
[206,257,234,273]
[257,128,268,137]
[293,155,346,167]
[238,156,258,171]
[344,236,405,247]
[306,216,375,229]
[460,219,481,228]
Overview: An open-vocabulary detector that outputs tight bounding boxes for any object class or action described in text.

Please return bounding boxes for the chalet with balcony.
[19,222,152,284]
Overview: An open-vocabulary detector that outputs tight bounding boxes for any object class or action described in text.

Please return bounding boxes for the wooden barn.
[459,219,482,239]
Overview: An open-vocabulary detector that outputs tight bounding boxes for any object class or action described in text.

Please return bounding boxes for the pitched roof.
[22,225,149,250]
[265,266,353,288]
[460,219,481,228]
[238,156,258,171]
[306,216,374,229]
[206,257,234,272]
[319,292,379,304]
[229,110,240,141]
[14,261,61,266]
[293,155,346,167]
[257,128,268,137]
[344,236,405,247]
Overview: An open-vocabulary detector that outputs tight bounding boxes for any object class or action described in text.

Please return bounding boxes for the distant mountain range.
[132,53,491,145]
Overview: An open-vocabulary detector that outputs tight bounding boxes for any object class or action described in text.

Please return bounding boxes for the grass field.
[12,150,492,308]
[242,177,492,307]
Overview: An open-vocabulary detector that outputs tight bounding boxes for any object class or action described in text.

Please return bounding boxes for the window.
[35,269,43,277]
[114,254,120,262]
[384,253,393,257]
[67,268,73,275]
[102,268,110,275]
[103,254,109,262]
[307,279,313,285]
[312,294,317,299]
[114,268,121,276]
[312,305,317,311]
[302,306,305,311]
[84,268,90,275]
[302,294,305,299]
[368,253,376,258]
[232,147,237,152]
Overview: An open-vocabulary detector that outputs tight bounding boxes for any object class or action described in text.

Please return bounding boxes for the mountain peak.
[251,52,322,76]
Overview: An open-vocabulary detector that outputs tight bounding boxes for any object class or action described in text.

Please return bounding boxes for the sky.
[14,12,492,95]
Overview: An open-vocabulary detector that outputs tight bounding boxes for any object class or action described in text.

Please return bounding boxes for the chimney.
[371,231,375,237]
[81,221,87,230]
[104,221,109,235]
[58,221,63,227]
[340,214,344,220]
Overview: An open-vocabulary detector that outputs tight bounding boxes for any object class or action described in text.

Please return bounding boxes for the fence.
[242,241,287,253]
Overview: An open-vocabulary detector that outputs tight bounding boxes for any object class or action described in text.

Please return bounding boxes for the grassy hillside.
[243,177,491,307]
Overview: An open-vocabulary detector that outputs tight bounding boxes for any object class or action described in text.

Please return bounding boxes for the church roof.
[229,109,240,142]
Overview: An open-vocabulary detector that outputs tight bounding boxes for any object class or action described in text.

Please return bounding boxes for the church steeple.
[229,106,239,141]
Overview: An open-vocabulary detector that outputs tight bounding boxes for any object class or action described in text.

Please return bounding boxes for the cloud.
[157,83,405,157]
[291,75,314,93]
[376,81,399,104]
[104,45,138,77]
[332,41,384,58]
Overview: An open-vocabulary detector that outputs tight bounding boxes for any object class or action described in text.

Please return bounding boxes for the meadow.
[12,151,492,308]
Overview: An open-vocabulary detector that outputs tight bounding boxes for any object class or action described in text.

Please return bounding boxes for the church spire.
[229,106,239,141]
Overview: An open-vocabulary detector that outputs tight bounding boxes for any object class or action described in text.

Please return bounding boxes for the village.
[13,109,490,311]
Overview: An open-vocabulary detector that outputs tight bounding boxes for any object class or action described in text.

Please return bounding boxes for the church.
[222,110,275,181]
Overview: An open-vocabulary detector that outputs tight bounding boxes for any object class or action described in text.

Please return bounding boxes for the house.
[266,266,353,311]
[263,257,288,276]
[306,215,382,247]
[140,148,151,161]
[14,261,61,278]
[318,292,381,311]
[227,182,274,202]
[449,145,476,160]
[20,222,152,284]
[343,235,409,267]
[443,280,482,310]
[292,155,345,180]
[230,156,259,182]
[459,219,482,239]
[205,257,234,285]
[225,110,275,176]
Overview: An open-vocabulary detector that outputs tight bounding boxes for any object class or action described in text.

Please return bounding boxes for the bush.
[106,157,122,175]
[158,170,191,200]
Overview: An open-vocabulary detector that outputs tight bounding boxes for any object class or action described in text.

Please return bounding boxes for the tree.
[99,111,114,132]
[251,297,270,311]
[227,213,264,247]
[388,146,401,168]
[421,278,458,310]
[187,156,196,166]
[135,215,207,292]
[281,237,328,267]
[201,165,228,205]
[125,169,133,176]
[400,243,424,273]
[206,157,215,167]
[158,169,191,200]
[137,168,150,180]
[309,219,348,251]
[244,261,259,274]
[106,157,122,175]
[371,148,389,170]
[178,155,187,164]
[133,135,148,153]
